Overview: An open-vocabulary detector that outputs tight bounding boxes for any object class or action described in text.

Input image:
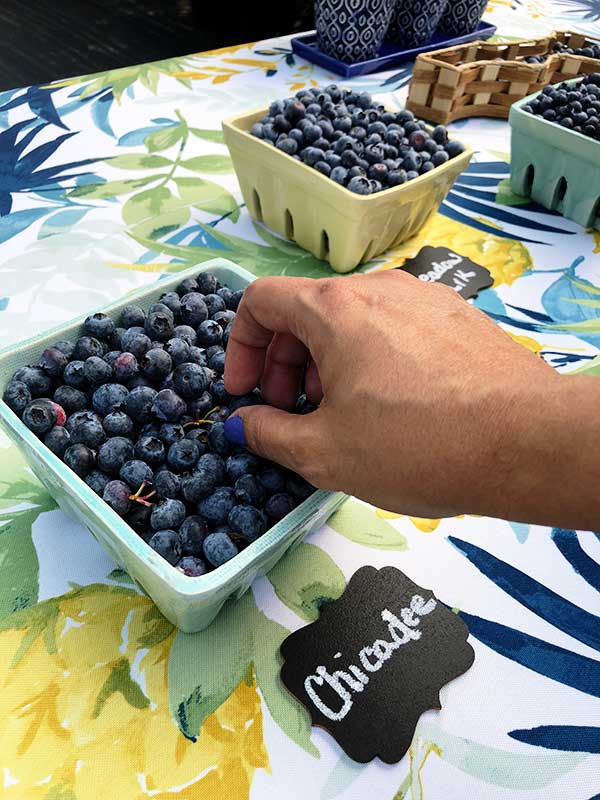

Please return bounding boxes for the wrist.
[469,370,600,528]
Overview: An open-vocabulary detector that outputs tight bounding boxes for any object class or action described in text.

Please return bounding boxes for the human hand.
[223,271,599,527]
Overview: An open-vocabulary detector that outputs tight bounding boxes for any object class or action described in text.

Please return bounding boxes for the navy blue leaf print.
[0,86,68,129]
[285,53,295,66]
[505,304,554,323]
[551,529,600,593]
[91,91,115,138]
[14,131,77,177]
[509,725,600,753]
[441,204,544,243]
[445,191,569,234]
[467,161,510,175]
[450,537,600,652]
[459,613,600,697]
[455,175,503,187]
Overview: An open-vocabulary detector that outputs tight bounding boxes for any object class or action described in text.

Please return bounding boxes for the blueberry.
[92,383,129,416]
[203,531,238,567]
[265,492,295,521]
[182,468,216,502]
[109,328,126,351]
[445,140,465,158]
[85,468,110,495]
[286,473,315,501]
[151,498,186,531]
[207,350,225,377]
[102,410,134,437]
[151,388,186,422]
[173,362,211,399]
[368,162,388,182]
[23,399,58,435]
[157,422,184,447]
[123,385,156,422]
[187,346,207,366]
[402,151,420,172]
[44,425,71,457]
[154,468,181,499]
[84,312,115,340]
[357,92,372,110]
[203,421,230,457]
[187,392,214,420]
[121,329,151,359]
[53,340,76,360]
[420,161,434,174]
[225,452,260,482]
[113,352,139,382]
[196,272,220,295]
[176,555,208,577]
[431,150,449,167]
[196,320,223,348]
[180,293,209,328]
[347,176,372,195]
[229,391,262,412]
[127,375,154,391]
[104,350,122,367]
[276,136,298,155]
[73,336,104,361]
[70,417,106,448]
[227,290,244,312]
[346,165,366,180]
[13,366,52,397]
[66,409,102,434]
[388,169,407,186]
[134,435,165,467]
[234,474,266,506]
[103,480,131,516]
[207,406,230,423]
[120,459,153,490]
[158,291,182,318]
[84,356,112,385]
[406,170,419,181]
[197,452,226,483]
[144,309,174,342]
[258,466,286,493]
[228,504,267,543]
[98,436,135,474]
[3,380,32,414]
[330,165,349,185]
[210,378,231,406]
[212,310,235,331]
[39,347,68,377]
[61,361,86,391]
[173,325,197,346]
[314,160,331,177]
[148,529,182,565]
[167,438,200,472]
[64,443,96,477]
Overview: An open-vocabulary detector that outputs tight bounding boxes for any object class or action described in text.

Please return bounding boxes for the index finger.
[223,276,318,396]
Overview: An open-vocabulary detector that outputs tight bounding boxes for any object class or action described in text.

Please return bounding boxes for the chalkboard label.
[280,565,474,764]
[398,246,493,299]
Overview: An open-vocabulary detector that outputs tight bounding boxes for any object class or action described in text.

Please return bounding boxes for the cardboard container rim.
[222,107,474,204]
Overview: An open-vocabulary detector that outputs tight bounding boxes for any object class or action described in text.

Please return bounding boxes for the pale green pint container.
[509,81,600,231]
[222,107,473,273]
[0,259,346,632]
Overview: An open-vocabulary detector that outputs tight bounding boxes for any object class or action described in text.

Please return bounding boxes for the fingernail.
[224,415,246,446]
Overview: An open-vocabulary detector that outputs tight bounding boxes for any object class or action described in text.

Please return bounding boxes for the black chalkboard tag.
[280,565,474,764]
[398,246,493,299]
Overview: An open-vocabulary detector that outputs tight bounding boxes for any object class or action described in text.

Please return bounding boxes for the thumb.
[223,405,325,480]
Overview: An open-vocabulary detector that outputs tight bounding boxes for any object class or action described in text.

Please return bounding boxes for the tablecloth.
[0,2,599,798]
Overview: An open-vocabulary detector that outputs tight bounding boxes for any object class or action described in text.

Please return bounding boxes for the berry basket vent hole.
[551,176,568,211]
[251,189,263,222]
[319,230,330,260]
[525,164,535,195]
[589,196,600,228]
[284,209,295,240]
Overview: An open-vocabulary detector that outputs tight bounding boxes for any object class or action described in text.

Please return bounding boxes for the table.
[0,3,599,799]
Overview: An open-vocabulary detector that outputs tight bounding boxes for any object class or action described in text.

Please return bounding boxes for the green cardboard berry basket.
[509,81,600,230]
[0,259,346,632]
[222,108,473,273]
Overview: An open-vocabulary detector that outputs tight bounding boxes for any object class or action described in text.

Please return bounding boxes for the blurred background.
[0,0,314,90]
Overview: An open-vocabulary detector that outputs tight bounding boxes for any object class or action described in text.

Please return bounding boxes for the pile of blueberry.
[522,73,600,141]
[525,40,600,64]
[2,272,315,576]
[249,84,465,195]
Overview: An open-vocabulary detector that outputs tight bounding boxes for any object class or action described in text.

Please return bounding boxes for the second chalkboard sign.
[280,565,475,763]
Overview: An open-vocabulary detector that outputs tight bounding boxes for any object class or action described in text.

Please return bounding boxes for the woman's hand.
[223,271,600,528]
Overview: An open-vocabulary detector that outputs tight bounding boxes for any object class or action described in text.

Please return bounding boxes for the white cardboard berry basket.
[0,259,346,632]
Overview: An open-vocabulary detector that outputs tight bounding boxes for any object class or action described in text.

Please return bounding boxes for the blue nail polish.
[224,415,246,446]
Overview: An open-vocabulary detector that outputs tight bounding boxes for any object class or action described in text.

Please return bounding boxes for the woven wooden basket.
[406,30,600,125]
